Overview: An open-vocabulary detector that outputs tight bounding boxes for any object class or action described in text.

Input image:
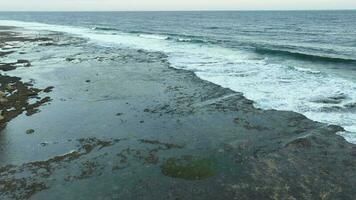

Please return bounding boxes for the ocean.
[1,11,356,143]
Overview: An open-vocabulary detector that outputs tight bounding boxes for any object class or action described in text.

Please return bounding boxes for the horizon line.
[0,9,355,12]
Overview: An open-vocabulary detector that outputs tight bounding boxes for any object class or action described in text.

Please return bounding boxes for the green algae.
[160,156,216,180]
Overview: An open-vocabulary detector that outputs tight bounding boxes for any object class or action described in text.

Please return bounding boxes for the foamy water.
[1,20,355,143]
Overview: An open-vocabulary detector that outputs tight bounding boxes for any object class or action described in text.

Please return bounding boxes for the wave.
[138,34,209,44]
[175,38,208,44]
[127,30,210,44]
[255,47,356,63]
[92,26,120,31]
[206,26,219,30]
[292,67,321,74]
[135,33,209,44]
[129,30,149,34]
[138,34,170,40]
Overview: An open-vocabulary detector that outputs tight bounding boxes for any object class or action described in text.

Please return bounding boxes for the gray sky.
[0,0,356,11]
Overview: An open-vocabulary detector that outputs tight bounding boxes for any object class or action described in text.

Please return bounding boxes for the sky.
[0,0,355,11]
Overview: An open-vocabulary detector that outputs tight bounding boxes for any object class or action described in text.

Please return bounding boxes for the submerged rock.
[160,156,216,180]
[26,129,35,134]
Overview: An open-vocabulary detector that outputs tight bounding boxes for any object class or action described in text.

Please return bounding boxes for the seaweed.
[160,156,216,180]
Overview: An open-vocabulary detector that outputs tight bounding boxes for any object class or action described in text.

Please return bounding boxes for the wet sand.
[0,26,356,200]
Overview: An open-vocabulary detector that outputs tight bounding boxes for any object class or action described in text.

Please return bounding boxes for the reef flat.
[0,26,355,200]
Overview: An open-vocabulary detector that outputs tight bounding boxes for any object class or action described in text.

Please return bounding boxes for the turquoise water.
[1,11,356,142]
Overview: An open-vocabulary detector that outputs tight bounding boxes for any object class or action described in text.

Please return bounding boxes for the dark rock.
[65,58,75,62]
[285,137,312,148]
[26,129,35,134]
[43,86,54,93]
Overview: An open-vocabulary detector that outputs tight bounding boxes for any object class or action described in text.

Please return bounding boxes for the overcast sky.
[0,0,355,11]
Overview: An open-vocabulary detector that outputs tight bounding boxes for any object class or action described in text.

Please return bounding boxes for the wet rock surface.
[0,26,355,200]
[0,27,53,131]
[160,156,217,180]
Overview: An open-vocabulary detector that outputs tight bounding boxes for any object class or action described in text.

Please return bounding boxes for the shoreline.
[1,26,356,199]
[1,19,355,143]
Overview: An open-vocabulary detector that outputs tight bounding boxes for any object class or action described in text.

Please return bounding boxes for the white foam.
[338,131,356,144]
[177,38,193,42]
[1,20,356,144]
[293,66,321,74]
[139,34,169,40]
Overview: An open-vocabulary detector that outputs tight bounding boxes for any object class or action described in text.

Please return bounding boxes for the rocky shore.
[0,27,53,131]
[0,26,355,200]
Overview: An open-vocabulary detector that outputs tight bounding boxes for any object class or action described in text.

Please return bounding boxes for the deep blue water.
[0,11,356,142]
